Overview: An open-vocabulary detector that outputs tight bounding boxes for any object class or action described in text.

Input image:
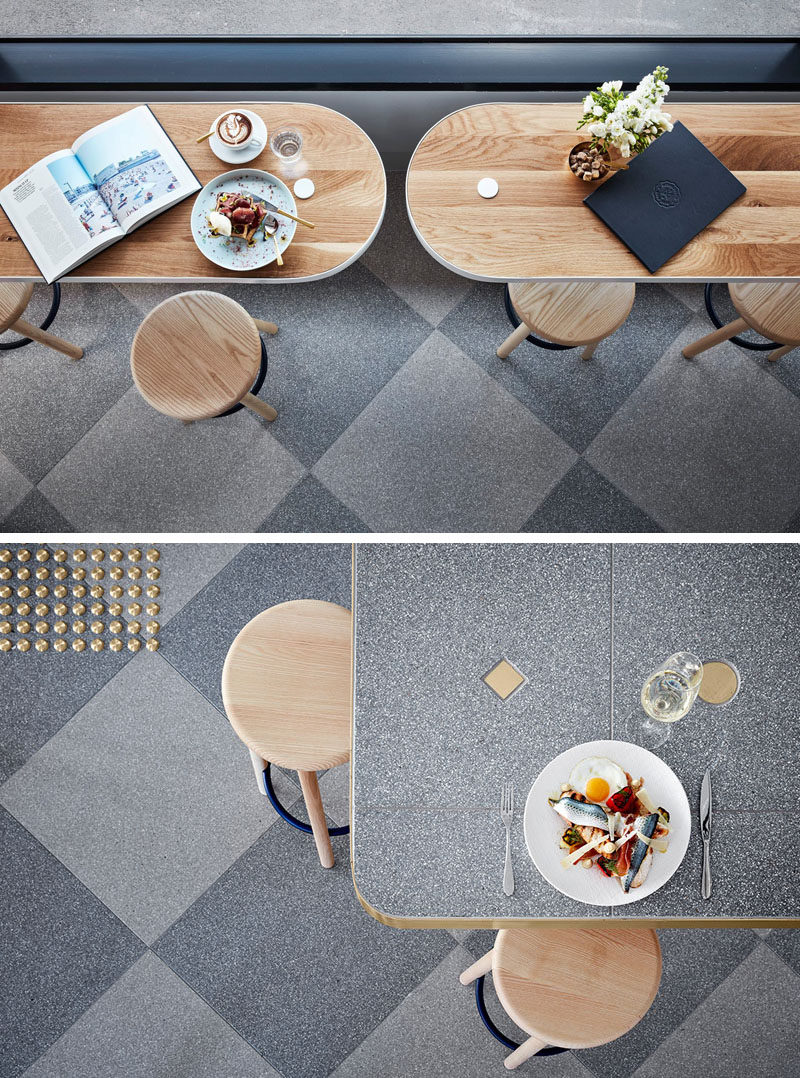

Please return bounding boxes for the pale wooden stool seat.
[683,282,800,363]
[498,281,636,361]
[0,282,83,359]
[460,925,662,1068]
[130,290,278,423]
[222,599,352,868]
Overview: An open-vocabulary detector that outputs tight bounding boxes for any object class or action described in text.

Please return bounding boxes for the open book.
[0,106,200,283]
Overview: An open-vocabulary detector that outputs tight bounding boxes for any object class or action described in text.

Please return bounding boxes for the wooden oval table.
[406,103,800,282]
[0,102,386,282]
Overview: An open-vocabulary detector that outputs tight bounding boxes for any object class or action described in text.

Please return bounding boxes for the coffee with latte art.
[216,112,253,146]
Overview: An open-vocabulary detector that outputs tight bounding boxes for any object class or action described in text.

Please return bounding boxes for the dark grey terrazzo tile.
[0,806,145,1078]
[159,542,351,714]
[259,475,369,533]
[0,450,32,520]
[522,460,660,533]
[154,819,455,1078]
[765,929,800,974]
[439,283,692,452]
[0,489,73,531]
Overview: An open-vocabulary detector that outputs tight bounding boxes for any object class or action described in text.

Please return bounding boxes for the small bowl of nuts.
[567,141,611,183]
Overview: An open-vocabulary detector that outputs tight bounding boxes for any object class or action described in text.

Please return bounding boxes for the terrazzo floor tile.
[439,284,693,452]
[0,652,300,943]
[0,284,143,484]
[631,944,800,1078]
[360,171,476,327]
[585,317,800,531]
[0,489,73,531]
[0,450,32,521]
[522,460,660,532]
[317,761,351,826]
[37,386,306,531]
[21,951,280,1078]
[0,806,145,1078]
[765,929,800,973]
[159,542,351,714]
[216,262,433,467]
[331,945,596,1078]
[154,820,455,1078]
[314,332,577,532]
[259,475,369,532]
[146,541,244,627]
[580,929,758,1078]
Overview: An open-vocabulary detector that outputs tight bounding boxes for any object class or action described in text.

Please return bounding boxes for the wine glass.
[638,650,703,748]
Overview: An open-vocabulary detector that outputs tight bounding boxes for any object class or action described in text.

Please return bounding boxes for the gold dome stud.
[73,567,86,581]
[54,603,68,617]
[109,620,123,634]
[110,548,124,562]
[91,548,104,562]
[17,567,31,581]
[145,602,160,616]
[53,566,68,580]
[128,566,142,580]
[36,549,49,562]
[17,549,31,562]
[128,638,142,652]
[146,548,160,563]
[0,568,11,581]
[35,584,49,598]
[35,603,48,617]
[0,585,11,599]
[146,620,160,635]
[73,548,86,562]
[0,603,10,617]
[128,602,142,617]
[35,639,49,653]
[36,567,50,580]
[91,603,104,617]
[0,549,11,563]
[128,620,141,635]
[73,584,87,598]
[17,602,31,616]
[90,585,104,599]
[72,638,86,652]
[146,584,160,599]
[0,638,12,652]
[35,621,49,634]
[146,567,160,581]
[53,621,68,634]
[73,620,87,634]
[110,585,124,599]
[54,549,68,562]
[128,584,142,599]
[18,620,31,634]
[90,621,104,635]
[53,585,67,599]
[18,585,31,599]
[109,603,122,617]
[109,638,123,652]
[146,638,160,652]
[109,566,123,580]
[91,567,105,581]
[53,638,68,652]
[17,639,31,652]
[0,620,11,634]
[128,548,142,562]
[72,602,87,616]
[91,638,104,652]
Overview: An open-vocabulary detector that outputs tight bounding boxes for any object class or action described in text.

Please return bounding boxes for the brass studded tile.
[481,657,527,701]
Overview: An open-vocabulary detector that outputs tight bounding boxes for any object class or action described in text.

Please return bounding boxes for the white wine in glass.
[639,651,703,747]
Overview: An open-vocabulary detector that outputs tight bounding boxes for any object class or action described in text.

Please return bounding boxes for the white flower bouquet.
[577,66,673,159]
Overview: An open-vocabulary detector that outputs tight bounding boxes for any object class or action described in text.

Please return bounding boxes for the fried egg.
[568,756,627,803]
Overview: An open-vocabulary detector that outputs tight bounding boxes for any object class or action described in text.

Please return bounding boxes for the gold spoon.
[196,129,215,144]
[264,220,283,267]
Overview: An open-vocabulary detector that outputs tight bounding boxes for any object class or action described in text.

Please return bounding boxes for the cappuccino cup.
[214,111,264,152]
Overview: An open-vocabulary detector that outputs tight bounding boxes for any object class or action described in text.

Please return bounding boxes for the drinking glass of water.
[270,128,303,164]
[639,651,703,748]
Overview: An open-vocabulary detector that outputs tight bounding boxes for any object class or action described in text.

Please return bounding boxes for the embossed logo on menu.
[652,180,682,209]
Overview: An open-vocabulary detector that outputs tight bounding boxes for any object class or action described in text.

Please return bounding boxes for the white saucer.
[209,110,268,165]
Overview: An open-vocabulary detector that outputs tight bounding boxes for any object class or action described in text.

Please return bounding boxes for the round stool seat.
[508,281,636,346]
[221,599,352,772]
[0,283,35,333]
[493,925,661,1050]
[729,282,800,344]
[131,291,263,420]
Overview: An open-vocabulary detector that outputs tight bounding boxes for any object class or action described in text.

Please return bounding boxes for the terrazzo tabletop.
[351,543,800,927]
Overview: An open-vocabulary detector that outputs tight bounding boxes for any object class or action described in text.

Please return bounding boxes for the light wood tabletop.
[406,103,800,282]
[0,102,386,282]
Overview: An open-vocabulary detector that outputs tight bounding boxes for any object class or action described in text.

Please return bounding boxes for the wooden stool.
[683,282,800,362]
[497,281,636,360]
[0,283,83,359]
[221,599,352,868]
[130,290,278,423]
[460,925,662,1068]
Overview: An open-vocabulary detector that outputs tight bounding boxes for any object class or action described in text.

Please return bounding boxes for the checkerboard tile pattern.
[3,177,800,533]
[1,541,798,1077]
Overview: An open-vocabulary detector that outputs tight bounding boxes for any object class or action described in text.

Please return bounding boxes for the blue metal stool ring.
[262,762,349,837]
[475,975,567,1057]
[0,283,62,351]
[703,283,779,352]
[503,283,573,352]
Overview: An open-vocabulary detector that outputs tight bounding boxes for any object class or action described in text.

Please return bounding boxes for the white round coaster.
[477,177,499,199]
[293,178,315,199]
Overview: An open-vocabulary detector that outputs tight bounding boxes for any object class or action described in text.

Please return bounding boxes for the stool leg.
[768,344,795,363]
[242,392,278,422]
[253,318,278,335]
[497,322,532,359]
[10,317,83,360]
[681,317,749,359]
[249,748,267,796]
[504,1035,548,1070]
[459,948,494,985]
[581,339,602,360]
[298,769,334,868]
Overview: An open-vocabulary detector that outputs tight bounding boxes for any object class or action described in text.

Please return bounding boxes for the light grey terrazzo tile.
[147,541,244,627]
[0,450,32,521]
[0,806,145,1078]
[523,460,660,533]
[21,951,279,1078]
[259,475,369,533]
[765,929,800,974]
[0,489,73,531]
[315,332,576,532]
[38,386,305,531]
[0,652,299,943]
[585,317,800,531]
[318,761,351,827]
[154,819,455,1078]
[440,283,692,452]
[631,944,800,1078]
[160,542,351,714]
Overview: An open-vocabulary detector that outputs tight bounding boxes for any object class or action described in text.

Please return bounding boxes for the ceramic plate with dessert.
[190,169,297,272]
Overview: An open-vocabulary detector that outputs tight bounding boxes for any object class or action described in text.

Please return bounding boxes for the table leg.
[298,769,334,868]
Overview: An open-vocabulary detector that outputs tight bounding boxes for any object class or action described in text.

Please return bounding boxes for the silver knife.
[700,769,712,899]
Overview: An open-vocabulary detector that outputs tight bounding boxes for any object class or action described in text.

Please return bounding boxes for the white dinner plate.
[523,739,691,906]
[190,169,297,272]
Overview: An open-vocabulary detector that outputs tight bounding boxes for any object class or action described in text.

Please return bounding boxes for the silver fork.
[500,782,515,896]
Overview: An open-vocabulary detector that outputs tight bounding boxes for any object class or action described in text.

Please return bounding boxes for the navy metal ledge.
[1,37,798,93]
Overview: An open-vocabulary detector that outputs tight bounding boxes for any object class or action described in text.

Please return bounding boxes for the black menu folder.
[583,122,747,273]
